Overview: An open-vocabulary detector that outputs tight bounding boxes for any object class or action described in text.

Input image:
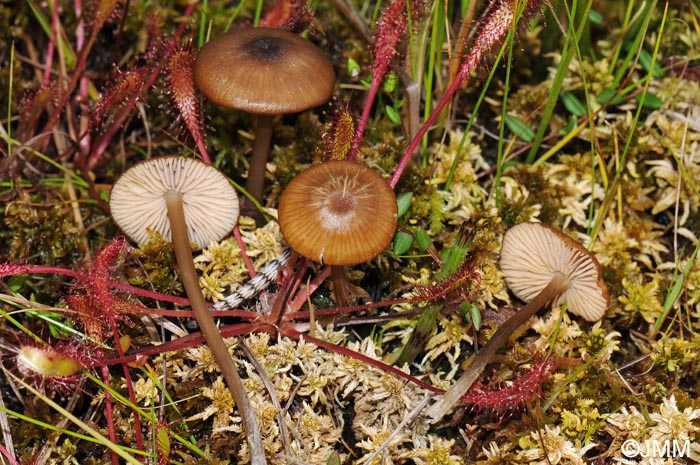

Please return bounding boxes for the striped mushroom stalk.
[428,222,609,421]
[278,160,397,306]
[110,156,266,464]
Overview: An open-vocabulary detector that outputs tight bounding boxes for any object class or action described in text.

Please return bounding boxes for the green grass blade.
[2,368,144,464]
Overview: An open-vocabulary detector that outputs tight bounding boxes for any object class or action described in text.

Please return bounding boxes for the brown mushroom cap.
[110,156,239,248]
[278,160,397,266]
[194,27,335,115]
[499,222,609,321]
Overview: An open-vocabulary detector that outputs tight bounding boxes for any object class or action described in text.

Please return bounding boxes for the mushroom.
[278,160,397,305]
[110,156,266,464]
[194,27,335,218]
[427,222,609,421]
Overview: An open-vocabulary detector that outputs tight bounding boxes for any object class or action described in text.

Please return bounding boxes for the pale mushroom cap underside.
[278,160,397,266]
[110,156,239,249]
[500,222,609,321]
[194,27,335,115]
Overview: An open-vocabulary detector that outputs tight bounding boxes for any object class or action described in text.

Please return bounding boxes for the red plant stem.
[193,133,212,164]
[288,297,410,321]
[389,63,471,189]
[86,59,165,170]
[94,322,259,367]
[100,365,120,465]
[108,320,144,458]
[43,0,59,86]
[111,283,190,305]
[233,225,256,278]
[0,263,192,306]
[40,31,97,139]
[138,307,259,320]
[271,255,309,324]
[0,443,19,465]
[347,75,382,160]
[74,0,85,51]
[288,330,443,394]
[174,3,197,42]
[287,265,331,313]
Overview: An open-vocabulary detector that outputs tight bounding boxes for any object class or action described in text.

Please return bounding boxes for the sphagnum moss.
[4,1,700,464]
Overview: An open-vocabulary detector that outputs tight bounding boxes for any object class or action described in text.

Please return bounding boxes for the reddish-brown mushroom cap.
[499,222,609,321]
[110,156,239,249]
[194,27,335,115]
[278,160,397,266]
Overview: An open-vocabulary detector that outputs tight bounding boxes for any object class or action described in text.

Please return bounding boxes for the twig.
[360,395,431,465]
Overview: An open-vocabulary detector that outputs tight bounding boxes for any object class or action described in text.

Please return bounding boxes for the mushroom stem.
[245,114,274,219]
[331,266,352,306]
[427,272,570,421]
[331,265,370,307]
[164,190,267,465]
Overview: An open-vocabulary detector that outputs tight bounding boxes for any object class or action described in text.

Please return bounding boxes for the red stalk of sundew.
[0,443,20,465]
[289,330,444,394]
[0,262,190,306]
[347,0,410,160]
[43,0,59,86]
[389,0,544,188]
[93,322,260,367]
[232,225,256,278]
[99,364,120,465]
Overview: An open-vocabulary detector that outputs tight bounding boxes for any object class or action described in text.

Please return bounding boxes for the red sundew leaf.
[461,356,563,416]
[411,258,480,303]
[90,67,147,132]
[67,238,145,343]
[323,100,356,160]
[0,263,31,279]
[166,49,204,143]
[260,0,313,32]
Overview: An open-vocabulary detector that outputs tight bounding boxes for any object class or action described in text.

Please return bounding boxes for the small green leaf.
[383,71,399,93]
[396,192,413,218]
[385,105,401,124]
[327,452,341,465]
[7,274,28,292]
[561,115,577,134]
[503,114,535,142]
[635,92,663,110]
[560,91,586,117]
[458,302,481,330]
[415,228,432,251]
[469,304,481,331]
[588,9,603,25]
[347,58,361,77]
[638,48,665,78]
[597,88,623,106]
[393,231,413,255]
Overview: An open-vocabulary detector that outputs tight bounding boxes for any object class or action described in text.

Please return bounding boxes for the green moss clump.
[124,231,182,295]
[2,192,83,265]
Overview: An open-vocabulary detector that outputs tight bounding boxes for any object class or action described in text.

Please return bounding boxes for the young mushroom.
[427,221,609,421]
[194,27,335,219]
[109,156,267,464]
[278,160,397,305]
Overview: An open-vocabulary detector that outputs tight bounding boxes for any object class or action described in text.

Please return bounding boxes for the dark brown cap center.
[246,36,285,62]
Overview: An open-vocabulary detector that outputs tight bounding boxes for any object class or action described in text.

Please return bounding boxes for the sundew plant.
[1,0,699,464]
